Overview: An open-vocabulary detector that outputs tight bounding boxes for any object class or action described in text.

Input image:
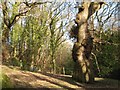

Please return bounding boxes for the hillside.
[1,65,119,90]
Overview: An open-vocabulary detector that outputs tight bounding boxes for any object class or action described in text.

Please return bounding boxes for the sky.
[0,1,118,45]
[2,0,119,2]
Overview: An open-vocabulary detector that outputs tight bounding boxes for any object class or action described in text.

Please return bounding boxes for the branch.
[91,52,101,76]
[88,2,106,19]
[10,8,32,27]
[23,1,52,7]
[93,37,118,46]
[3,1,52,28]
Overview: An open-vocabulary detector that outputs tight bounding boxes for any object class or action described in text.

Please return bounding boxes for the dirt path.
[1,65,119,89]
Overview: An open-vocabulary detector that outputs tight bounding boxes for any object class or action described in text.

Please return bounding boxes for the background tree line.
[1,1,74,74]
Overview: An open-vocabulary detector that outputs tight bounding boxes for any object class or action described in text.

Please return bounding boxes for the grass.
[0,72,13,88]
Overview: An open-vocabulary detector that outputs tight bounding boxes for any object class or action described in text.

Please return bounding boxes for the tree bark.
[72,22,94,83]
[72,2,104,83]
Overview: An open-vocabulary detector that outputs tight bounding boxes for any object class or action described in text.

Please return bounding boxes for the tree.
[49,3,66,74]
[1,1,72,73]
[1,1,51,63]
[72,2,106,83]
[91,2,119,77]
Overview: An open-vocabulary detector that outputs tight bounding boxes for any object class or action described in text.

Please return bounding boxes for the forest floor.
[1,65,120,90]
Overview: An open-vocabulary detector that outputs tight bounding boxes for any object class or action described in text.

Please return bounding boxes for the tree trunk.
[72,22,94,83]
[2,26,11,63]
[72,2,104,83]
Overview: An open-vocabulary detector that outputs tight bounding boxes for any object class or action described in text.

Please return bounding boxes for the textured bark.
[72,2,104,83]
[72,22,94,83]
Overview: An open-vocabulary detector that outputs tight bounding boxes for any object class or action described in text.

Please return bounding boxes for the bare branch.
[23,1,52,7]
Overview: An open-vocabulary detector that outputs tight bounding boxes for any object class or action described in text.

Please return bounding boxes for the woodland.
[0,0,120,89]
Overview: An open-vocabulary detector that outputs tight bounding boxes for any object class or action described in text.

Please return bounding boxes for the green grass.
[94,77,119,87]
[0,72,13,88]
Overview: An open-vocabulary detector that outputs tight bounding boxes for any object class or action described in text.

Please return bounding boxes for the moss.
[0,73,13,88]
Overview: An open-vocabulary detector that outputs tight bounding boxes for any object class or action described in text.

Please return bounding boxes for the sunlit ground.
[1,65,119,89]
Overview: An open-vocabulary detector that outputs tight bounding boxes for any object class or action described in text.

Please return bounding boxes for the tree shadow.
[38,72,85,87]
[19,71,79,89]
[32,74,77,90]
